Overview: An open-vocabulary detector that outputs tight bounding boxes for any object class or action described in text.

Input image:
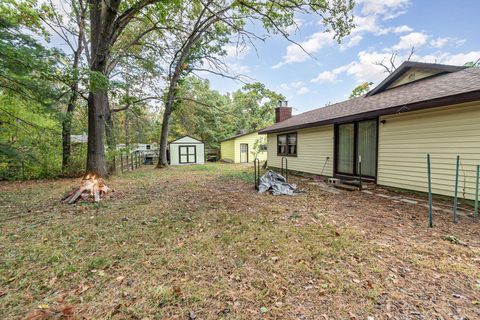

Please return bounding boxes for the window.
[259,144,267,152]
[277,132,297,156]
[146,145,151,150]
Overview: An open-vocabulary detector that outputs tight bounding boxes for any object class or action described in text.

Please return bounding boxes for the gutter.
[259,90,480,134]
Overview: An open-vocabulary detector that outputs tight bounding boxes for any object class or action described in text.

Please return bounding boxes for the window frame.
[179,145,197,164]
[277,132,297,157]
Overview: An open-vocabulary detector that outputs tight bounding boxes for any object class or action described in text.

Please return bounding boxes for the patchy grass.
[1,163,480,319]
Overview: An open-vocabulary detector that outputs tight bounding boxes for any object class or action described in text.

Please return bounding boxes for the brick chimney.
[275,100,292,123]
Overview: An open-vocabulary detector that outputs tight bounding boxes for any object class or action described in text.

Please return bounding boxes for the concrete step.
[342,179,361,186]
[333,183,359,191]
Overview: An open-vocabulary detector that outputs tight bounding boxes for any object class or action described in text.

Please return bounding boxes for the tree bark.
[62,1,85,170]
[86,90,108,177]
[157,76,179,167]
[104,100,117,174]
[85,0,121,177]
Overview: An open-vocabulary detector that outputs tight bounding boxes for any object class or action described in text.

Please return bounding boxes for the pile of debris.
[62,174,110,204]
[258,170,302,196]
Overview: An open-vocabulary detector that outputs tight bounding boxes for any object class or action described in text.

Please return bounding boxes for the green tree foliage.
[349,82,373,99]
[170,77,283,149]
[231,83,285,131]
[0,1,67,179]
[464,60,480,67]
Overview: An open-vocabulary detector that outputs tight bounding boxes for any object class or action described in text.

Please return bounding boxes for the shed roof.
[220,130,264,142]
[169,135,203,144]
[259,63,480,134]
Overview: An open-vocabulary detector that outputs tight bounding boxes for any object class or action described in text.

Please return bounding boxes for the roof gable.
[169,135,203,144]
[367,61,466,96]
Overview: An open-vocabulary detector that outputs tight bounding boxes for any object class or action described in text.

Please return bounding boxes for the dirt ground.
[1,163,479,320]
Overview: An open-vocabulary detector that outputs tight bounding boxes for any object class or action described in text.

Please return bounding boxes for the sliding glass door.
[337,123,355,174]
[336,119,377,178]
[357,120,377,177]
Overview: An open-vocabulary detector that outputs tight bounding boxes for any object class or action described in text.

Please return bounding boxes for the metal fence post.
[254,158,259,190]
[281,157,288,182]
[358,155,363,191]
[427,154,433,228]
[475,164,479,220]
[453,155,460,224]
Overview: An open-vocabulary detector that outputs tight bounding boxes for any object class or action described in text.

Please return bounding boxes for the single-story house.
[220,130,267,163]
[169,136,205,165]
[259,61,480,200]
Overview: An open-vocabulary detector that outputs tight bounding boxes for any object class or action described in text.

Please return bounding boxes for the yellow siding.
[378,102,480,200]
[220,140,235,162]
[220,132,267,163]
[233,132,267,163]
[267,125,333,176]
[389,68,440,88]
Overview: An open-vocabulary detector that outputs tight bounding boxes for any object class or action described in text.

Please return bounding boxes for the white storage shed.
[169,136,205,165]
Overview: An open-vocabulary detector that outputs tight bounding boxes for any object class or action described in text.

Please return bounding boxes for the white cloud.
[297,87,310,95]
[280,83,290,91]
[311,50,480,86]
[357,0,411,17]
[224,44,250,60]
[340,35,363,51]
[430,37,449,49]
[311,64,353,83]
[352,15,378,34]
[279,81,310,95]
[228,62,251,75]
[429,37,466,49]
[439,51,480,66]
[285,18,304,35]
[393,25,413,33]
[272,0,416,66]
[272,31,336,68]
[392,32,428,50]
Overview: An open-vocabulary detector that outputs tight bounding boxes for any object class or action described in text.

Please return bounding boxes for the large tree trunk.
[157,76,179,167]
[85,0,120,178]
[157,106,171,167]
[86,90,108,177]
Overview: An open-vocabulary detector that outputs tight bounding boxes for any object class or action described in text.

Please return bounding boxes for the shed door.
[179,145,196,164]
[240,143,249,163]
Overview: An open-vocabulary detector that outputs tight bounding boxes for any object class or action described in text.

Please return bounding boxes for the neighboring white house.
[169,136,205,165]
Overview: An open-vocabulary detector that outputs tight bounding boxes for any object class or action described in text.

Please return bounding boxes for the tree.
[0,1,67,179]
[169,77,285,149]
[40,0,89,170]
[231,82,285,132]
[84,0,174,177]
[375,46,415,74]
[464,59,480,67]
[156,0,355,167]
[349,81,372,99]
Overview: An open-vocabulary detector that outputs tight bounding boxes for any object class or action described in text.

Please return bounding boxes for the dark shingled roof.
[259,64,480,134]
[220,130,264,142]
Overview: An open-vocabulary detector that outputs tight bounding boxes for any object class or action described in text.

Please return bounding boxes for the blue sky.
[208,0,480,114]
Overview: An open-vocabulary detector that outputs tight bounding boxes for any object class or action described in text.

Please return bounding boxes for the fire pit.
[62,174,109,204]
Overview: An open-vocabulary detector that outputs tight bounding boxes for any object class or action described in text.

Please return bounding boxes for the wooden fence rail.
[114,151,147,174]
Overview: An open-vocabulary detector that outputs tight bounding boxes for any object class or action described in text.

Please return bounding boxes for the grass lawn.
[1,163,479,319]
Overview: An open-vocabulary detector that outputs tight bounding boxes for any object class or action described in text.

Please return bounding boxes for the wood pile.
[62,174,109,204]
